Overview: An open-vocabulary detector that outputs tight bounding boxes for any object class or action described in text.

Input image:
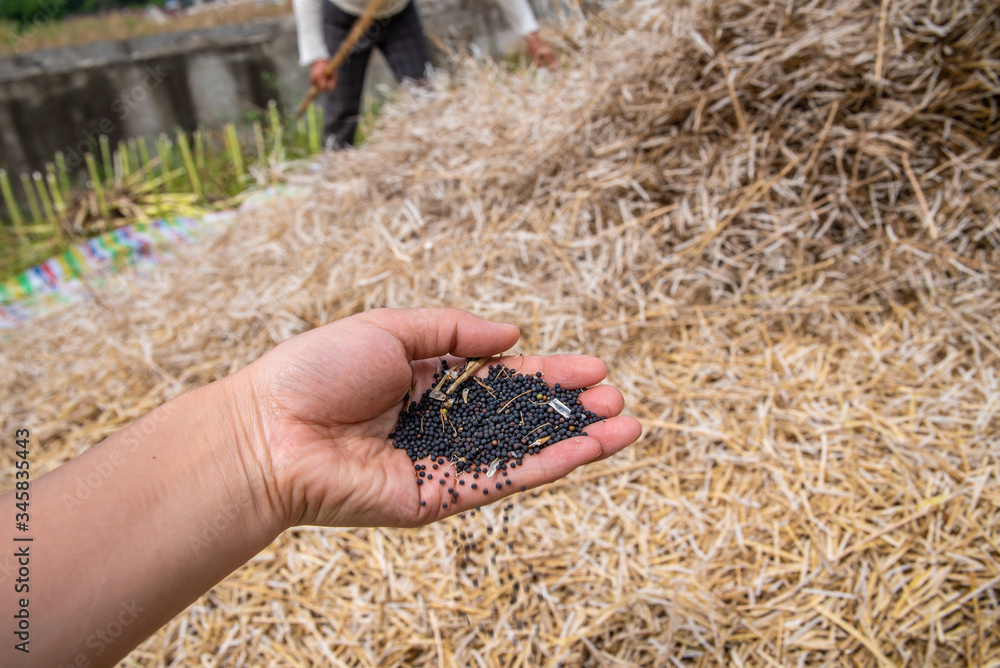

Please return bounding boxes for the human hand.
[525,32,557,69]
[240,308,640,530]
[309,58,338,92]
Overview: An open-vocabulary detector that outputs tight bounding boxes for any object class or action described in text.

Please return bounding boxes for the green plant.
[0,101,325,284]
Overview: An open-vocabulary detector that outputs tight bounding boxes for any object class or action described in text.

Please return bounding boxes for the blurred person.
[293,0,557,148]
[0,308,640,666]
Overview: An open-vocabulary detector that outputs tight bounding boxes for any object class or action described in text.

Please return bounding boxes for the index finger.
[358,308,521,363]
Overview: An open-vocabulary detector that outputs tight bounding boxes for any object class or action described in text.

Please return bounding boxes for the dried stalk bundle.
[1,0,998,664]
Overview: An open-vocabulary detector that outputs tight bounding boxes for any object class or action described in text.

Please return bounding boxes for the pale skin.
[1,308,640,667]
[308,31,557,91]
[524,32,557,69]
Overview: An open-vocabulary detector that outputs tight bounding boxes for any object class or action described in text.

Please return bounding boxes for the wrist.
[202,372,288,540]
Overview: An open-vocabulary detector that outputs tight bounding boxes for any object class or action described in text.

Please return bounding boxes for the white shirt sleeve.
[293,0,330,66]
[498,0,540,36]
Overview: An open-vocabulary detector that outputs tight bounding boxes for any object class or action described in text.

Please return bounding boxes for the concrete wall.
[0,18,299,178]
[0,0,565,179]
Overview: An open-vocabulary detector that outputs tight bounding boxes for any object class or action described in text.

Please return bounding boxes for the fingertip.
[493,322,521,348]
[499,322,521,338]
[615,415,643,447]
[578,415,642,461]
[459,313,520,356]
[579,384,624,417]
[594,357,609,383]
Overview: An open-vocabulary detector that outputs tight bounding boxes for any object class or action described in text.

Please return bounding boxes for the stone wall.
[0,0,564,179]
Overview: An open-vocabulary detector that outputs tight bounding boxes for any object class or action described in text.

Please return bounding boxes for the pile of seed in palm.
[390,358,605,507]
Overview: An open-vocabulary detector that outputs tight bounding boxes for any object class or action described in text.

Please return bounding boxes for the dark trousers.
[321,0,431,149]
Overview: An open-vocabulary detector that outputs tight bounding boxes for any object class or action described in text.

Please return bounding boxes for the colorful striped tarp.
[0,213,235,329]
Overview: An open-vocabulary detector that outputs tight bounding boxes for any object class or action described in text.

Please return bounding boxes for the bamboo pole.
[84,153,111,223]
[307,103,321,154]
[45,166,67,223]
[268,100,284,159]
[253,120,267,169]
[117,140,131,180]
[0,169,25,234]
[32,172,58,227]
[156,134,174,192]
[137,136,153,176]
[176,131,202,199]
[127,139,140,179]
[54,151,71,201]
[99,135,115,189]
[20,173,43,225]
[224,123,245,188]
[194,130,206,171]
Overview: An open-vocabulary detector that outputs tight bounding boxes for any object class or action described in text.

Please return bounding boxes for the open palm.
[244,309,641,530]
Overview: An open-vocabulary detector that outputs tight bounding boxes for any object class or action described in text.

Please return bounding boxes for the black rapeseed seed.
[389,359,606,503]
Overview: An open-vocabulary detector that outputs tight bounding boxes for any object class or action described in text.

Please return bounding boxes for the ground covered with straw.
[2,0,999,664]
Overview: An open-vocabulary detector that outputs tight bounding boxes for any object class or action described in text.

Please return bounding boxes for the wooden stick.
[294,0,395,119]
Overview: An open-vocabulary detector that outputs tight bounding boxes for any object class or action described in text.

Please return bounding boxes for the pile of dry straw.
[3,0,999,663]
